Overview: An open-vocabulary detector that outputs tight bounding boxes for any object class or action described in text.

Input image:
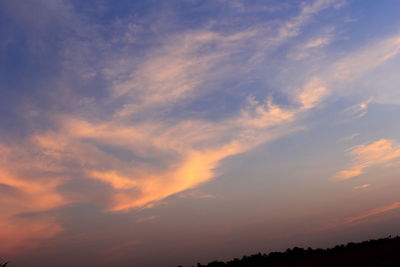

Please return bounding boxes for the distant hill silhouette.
[179,236,400,267]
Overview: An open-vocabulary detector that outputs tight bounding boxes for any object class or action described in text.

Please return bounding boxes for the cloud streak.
[321,201,400,231]
[344,202,400,224]
[344,98,373,119]
[353,184,371,190]
[335,139,400,179]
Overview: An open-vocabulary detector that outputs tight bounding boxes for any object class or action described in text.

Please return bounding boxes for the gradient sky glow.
[1,1,400,266]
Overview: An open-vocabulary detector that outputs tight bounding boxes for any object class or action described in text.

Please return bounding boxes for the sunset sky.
[1,0,400,266]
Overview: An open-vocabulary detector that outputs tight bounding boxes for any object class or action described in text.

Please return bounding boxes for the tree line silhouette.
[178,236,400,267]
[2,236,399,266]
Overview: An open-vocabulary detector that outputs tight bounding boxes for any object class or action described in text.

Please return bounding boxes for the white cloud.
[331,36,400,82]
[344,97,373,119]
[340,133,360,142]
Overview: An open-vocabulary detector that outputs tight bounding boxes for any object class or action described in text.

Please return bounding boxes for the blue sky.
[1,1,400,266]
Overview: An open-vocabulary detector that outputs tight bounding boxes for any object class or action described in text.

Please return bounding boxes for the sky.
[1,0,400,266]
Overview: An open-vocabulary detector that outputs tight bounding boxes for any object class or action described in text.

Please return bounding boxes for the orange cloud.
[239,97,296,128]
[0,147,66,253]
[297,78,328,109]
[30,23,396,214]
[335,139,400,179]
[344,202,400,224]
[29,89,316,213]
[33,7,399,216]
[321,201,400,231]
[100,142,250,211]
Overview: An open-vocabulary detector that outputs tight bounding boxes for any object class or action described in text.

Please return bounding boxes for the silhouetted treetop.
[180,236,400,267]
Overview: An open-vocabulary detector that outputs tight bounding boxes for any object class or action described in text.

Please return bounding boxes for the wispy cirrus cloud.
[344,97,373,119]
[340,133,360,142]
[246,0,346,67]
[1,15,311,250]
[303,34,333,49]
[178,190,219,199]
[335,139,400,179]
[2,0,400,256]
[289,26,335,60]
[321,201,400,231]
[276,0,343,41]
[0,144,66,253]
[111,29,259,118]
[344,202,400,224]
[21,0,345,215]
[353,184,371,190]
[331,35,400,82]
[31,103,302,212]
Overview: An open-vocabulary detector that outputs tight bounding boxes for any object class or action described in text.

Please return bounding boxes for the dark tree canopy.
[180,236,400,267]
